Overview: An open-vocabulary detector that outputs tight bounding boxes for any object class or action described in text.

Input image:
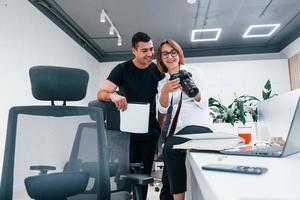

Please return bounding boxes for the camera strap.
[161,92,183,140]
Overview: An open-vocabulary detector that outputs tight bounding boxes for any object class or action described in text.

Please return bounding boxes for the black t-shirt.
[107,60,164,124]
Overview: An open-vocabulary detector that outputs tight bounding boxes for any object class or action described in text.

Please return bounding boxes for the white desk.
[186,151,300,200]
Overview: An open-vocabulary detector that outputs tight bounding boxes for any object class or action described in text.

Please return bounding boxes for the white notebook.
[173,132,244,151]
[120,103,150,133]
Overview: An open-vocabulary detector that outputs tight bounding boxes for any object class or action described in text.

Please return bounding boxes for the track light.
[100,9,105,23]
[99,8,122,46]
[117,36,122,46]
[109,25,114,35]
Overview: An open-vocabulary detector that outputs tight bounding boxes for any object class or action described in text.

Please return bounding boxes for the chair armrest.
[29,165,56,175]
[120,174,153,186]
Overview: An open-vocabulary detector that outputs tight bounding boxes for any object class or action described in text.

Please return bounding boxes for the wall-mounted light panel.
[191,28,222,42]
[243,24,280,38]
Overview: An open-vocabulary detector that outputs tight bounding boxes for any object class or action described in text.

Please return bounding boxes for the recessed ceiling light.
[191,28,222,42]
[243,24,280,38]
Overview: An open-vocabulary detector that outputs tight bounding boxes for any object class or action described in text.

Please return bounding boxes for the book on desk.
[173,132,244,151]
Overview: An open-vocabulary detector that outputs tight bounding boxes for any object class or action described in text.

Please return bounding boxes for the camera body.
[170,70,199,98]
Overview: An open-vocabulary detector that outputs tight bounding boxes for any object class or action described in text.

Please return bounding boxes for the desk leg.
[186,152,205,200]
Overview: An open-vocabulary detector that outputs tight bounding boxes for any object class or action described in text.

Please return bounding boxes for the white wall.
[189,59,290,105]
[280,36,300,58]
[0,1,101,173]
[97,61,120,89]
[185,52,282,63]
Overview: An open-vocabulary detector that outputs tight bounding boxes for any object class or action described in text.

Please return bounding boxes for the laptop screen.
[256,89,300,141]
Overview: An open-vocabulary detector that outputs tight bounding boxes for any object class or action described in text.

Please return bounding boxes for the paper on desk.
[120,103,150,133]
[173,132,244,151]
[175,132,238,140]
[173,138,244,151]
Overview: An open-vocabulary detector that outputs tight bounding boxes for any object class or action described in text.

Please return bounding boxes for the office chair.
[89,100,154,200]
[64,122,132,200]
[0,65,128,200]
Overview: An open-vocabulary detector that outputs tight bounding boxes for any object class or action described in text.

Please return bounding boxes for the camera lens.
[181,79,199,98]
[170,70,199,98]
[187,88,199,98]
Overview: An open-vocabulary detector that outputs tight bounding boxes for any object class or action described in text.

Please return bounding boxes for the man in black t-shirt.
[97,32,164,200]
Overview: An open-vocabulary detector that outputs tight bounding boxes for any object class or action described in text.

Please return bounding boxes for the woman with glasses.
[156,40,212,200]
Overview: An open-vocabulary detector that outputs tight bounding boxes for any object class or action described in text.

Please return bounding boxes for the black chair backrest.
[30,65,89,105]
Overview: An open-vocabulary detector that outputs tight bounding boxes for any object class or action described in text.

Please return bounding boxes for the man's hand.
[110,93,128,111]
[97,80,128,111]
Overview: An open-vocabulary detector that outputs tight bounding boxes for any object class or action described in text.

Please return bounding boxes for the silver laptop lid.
[256,89,300,141]
[256,89,300,157]
[281,97,300,157]
[221,89,300,157]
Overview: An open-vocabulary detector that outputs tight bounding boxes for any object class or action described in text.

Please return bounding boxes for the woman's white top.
[157,65,212,134]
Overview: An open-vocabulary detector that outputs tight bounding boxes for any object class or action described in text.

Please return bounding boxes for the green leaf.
[262,80,272,100]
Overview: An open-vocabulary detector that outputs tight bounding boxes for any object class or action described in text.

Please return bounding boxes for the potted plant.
[208,80,277,126]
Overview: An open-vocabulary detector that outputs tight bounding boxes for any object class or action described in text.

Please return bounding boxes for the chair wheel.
[155,187,160,192]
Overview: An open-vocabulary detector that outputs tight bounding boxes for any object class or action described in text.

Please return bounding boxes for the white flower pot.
[211,123,238,135]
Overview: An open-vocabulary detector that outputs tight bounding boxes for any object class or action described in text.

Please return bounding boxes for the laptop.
[221,89,300,157]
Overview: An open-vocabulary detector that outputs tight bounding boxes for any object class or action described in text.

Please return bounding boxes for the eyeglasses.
[161,50,178,59]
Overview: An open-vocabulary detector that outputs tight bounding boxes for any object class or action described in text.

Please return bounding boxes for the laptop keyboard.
[221,145,284,157]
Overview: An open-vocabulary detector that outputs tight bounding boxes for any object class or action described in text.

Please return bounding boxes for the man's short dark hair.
[131,32,152,48]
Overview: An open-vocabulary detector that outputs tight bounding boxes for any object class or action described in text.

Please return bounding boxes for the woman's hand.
[161,78,181,94]
[159,78,181,108]
[193,91,201,102]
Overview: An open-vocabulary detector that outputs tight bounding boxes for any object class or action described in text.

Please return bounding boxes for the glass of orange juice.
[238,126,252,144]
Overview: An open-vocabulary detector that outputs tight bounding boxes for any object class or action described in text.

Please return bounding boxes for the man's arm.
[97,80,127,111]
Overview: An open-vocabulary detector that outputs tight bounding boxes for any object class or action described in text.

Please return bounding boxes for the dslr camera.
[170,70,199,98]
